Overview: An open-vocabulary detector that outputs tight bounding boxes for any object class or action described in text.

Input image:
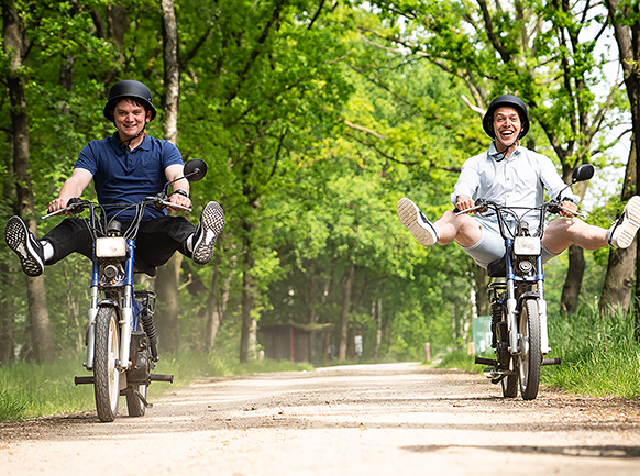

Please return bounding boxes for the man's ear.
[145,110,152,123]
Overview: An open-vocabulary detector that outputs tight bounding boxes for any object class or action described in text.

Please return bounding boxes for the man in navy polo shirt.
[4,79,225,277]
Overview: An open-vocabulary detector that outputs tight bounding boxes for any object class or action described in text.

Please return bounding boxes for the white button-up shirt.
[451,144,575,212]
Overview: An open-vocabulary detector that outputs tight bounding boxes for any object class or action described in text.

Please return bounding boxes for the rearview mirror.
[572,164,594,183]
[184,158,207,182]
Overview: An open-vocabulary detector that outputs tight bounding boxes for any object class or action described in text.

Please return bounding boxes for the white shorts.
[460,216,559,269]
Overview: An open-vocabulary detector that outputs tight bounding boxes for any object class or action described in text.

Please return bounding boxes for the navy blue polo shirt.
[75,132,183,220]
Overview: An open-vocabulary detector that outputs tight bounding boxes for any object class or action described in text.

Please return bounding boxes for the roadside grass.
[435,350,484,375]
[0,352,314,422]
[437,306,640,399]
[542,306,640,398]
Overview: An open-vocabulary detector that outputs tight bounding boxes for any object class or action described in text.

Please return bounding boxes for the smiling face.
[112,98,151,142]
[492,106,522,151]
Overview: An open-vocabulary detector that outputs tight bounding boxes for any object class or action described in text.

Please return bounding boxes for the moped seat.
[487,255,507,278]
[133,259,157,277]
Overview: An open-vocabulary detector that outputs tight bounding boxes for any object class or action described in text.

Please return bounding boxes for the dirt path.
[1,363,640,475]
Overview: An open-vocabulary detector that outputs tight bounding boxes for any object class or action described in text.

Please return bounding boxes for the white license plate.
[514,236,541,256]
[96,236,126,257]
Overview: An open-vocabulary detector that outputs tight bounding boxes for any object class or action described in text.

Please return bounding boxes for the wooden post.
[290,327,295,362]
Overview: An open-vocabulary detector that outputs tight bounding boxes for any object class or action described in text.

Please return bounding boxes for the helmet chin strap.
[494,139,519,162]
[118,124,147,151]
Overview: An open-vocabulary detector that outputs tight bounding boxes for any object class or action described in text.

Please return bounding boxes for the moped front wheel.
[518,299,541,400]
[94,307,121,422]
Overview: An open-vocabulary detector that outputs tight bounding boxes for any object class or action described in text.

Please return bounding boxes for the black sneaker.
[397,198,439,246]
[192,201,225,265]
[4,216,45,277]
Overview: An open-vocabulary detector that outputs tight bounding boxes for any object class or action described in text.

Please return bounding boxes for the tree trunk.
[0,264,15,365]
[206,241,236,351]
[155,257,181,354]
[3,0,55,364]
[599,240,637,316]
[308,259,319,323]
[600,134,636,315]
[240,229,254,364]
[154,0,182,355]
[1,135,14,365]
[559,172,589,313]
[560,244,585,313]
[339,263,355,361]
[604,0,640,335]
[161,0,179,142]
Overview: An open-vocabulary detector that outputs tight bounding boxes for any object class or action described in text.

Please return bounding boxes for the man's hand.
[48,197,71,214]
[455,195,474,212]
[168,193,191,210]
[560,200,577,218]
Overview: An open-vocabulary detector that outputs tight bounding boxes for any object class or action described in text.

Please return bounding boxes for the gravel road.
[1,362,640,475]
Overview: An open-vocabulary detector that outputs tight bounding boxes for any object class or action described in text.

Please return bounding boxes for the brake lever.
[559,205,587,219]
[42,200,86,220]
[155,198,192,213]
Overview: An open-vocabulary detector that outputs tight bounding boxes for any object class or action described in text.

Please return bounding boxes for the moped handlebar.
[42,196,192,221]
[454,198,587,220]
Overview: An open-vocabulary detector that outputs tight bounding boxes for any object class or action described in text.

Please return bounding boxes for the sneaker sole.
[614,196,640,248]
[193,202,225,265]
[4,217,44,277]
[397,198,436,247]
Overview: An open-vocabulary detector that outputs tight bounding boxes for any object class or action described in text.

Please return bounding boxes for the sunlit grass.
[542,306,640,398]
[0,351,314,421]
[437,306,640,399]
[435,350,483,374]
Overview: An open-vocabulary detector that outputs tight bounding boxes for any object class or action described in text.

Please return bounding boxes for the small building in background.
[258,322,334,366]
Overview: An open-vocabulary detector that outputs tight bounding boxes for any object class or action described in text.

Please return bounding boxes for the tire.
[518,299,541,400]
[94,307,121,422]
[126,384,146,418]
[501,356,518,398]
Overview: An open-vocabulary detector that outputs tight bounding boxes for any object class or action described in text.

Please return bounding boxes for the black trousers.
[42,217,196,268]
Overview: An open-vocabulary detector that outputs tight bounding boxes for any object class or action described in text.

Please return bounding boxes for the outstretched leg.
[543,196,640,253]
[397,198,482,247]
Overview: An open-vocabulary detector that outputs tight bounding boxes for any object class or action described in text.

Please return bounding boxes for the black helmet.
[103,80,157,123]
[482,95,529,140]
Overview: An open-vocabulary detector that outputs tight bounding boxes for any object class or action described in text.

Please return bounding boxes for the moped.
[43,158,208,421]
[461,164,594,400]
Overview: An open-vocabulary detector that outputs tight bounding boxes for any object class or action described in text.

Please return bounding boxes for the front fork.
[84,240,136,371]
[506,251,550,355]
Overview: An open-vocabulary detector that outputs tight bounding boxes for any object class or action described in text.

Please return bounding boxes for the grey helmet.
[103,80,157,123]
[482,95,529,140]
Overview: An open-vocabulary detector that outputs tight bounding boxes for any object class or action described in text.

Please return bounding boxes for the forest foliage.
[0,0,632,366]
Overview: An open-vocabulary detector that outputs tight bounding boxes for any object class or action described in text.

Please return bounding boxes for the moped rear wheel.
[126,384,147,418]
[518,299,541,400]
[94,307,121,422]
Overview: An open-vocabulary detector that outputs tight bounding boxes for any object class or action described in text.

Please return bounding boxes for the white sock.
[186,233,194,253]
[42,241,55,261]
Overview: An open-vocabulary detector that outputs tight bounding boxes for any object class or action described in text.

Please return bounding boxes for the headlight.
[96,236,126,257]
[514,236,541,256]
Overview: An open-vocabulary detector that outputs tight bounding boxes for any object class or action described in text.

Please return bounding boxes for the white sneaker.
[397,198,438,246]
[192,201,225,264]
[608,196,640,248]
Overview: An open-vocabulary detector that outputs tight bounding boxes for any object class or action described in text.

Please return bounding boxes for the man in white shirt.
[397,95,640,268]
